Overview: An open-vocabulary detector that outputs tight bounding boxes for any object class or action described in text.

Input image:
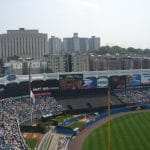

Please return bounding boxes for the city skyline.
[0,0,150,49]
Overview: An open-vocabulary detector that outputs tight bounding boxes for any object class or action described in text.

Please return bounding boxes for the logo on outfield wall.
[97,77,108,88]
[7,74,17,81]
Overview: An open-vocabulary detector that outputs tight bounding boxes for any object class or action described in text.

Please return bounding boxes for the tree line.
[89,46,150,56]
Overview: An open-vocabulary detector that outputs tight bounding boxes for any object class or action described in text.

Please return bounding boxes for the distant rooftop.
[7,28,39,34]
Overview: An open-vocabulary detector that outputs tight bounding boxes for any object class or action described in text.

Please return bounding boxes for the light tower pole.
[26,57,33,126]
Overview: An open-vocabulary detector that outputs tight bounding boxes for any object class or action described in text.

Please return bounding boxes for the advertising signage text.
[97,77,108,88]
[141,74,150,85]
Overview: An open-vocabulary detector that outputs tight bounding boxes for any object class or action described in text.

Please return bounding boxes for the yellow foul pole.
[107,87,111,150]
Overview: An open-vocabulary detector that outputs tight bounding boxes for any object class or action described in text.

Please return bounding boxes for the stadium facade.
[0,69,150,99]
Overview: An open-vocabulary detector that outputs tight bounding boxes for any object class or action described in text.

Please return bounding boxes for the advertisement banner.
[131,74,141,86]
[59,74,83,90]
[125,75,132,87]
[126,74,141,87]
[31,80,44,92]
[4,66,12,76]
[43,79,59,90]
[141,74,150,85]
[110,76,125,89]
[97,77,108,88]
[82,77,97,89]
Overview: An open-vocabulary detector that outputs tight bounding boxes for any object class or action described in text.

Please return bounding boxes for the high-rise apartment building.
[89,36,100,50]
[49,36,62,54]
[63,33,80,53]
[73,33,80,52]
[63,33,100,53]
[80,38,89,52]
[63,38,74,53]
[0,28,48,61]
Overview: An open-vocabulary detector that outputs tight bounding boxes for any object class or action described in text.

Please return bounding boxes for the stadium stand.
[57,135,71,150]
[0,95,63,149]
[58,95,123,110]
[115,89,150,105]
[0,99,28,150]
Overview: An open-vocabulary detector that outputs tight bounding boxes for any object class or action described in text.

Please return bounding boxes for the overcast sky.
[0,0,150,49]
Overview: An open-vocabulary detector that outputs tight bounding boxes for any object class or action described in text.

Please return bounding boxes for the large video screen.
[109,76,126,89]
[141,74,150,85]
[97,76,108,88]
[59,74,83,90]
[82,77,97,89]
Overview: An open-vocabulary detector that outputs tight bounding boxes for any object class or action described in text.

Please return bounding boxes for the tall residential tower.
[0,28,48,61]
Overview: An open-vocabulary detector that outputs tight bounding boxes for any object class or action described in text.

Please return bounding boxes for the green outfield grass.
[69,121,85,129]
[82,112,150,150]
[25,138,38,150]
[54,114,74,123]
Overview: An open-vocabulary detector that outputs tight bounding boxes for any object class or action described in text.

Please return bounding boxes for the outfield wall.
[79,104,150,131]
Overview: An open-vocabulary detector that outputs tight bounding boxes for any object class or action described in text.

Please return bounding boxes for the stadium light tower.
[44,54,48,73]
[140,56,143,75]
[26,57,34,126]
[127,55,132,75]
[115,53,120,71]
[106,53,110,74]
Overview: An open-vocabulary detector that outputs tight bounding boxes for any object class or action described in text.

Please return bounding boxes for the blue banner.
[82,77,97,89]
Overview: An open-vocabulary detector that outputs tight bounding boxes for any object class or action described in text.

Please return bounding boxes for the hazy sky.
[0,0,150,48]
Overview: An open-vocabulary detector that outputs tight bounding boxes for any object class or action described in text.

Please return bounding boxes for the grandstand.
[0,99,28,149]
[58,95,123,110]
[0,95,63,149]
[0,70,150,149]
[115,89,150,105]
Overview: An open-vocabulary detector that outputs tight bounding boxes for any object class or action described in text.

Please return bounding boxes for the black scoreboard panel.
[18,81,29,96]
[5,83,19,97]
[31,80,44,92]
[0,84,5,97]
[44,79,59,90]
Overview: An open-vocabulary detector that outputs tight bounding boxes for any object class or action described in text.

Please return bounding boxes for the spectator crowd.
[57,135,71,150]
[115,89,150,104]
[0,95,63,149]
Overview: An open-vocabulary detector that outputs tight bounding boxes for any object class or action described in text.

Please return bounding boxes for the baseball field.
[82,111,150,150]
